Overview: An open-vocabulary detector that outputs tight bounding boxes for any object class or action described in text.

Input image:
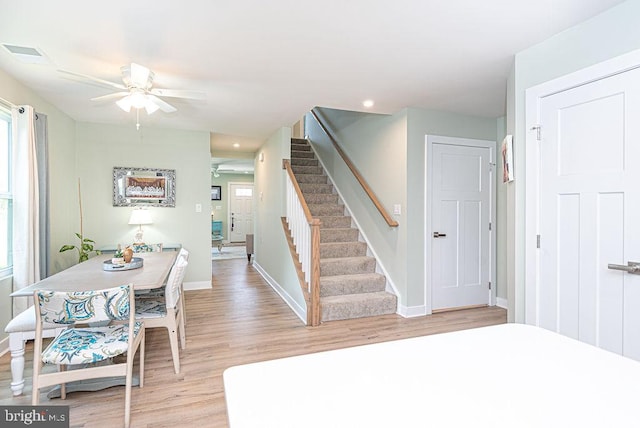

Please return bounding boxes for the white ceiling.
[0,0,626,145]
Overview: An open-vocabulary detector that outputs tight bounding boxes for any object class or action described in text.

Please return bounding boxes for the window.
[235,188,252,197]
[0,107,12,274]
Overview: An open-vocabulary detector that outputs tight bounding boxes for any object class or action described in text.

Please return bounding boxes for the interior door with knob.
[429,138,492,311]
[228,183,254,243]
[533,66,640,359]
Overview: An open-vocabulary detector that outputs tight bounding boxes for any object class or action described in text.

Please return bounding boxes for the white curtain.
[11,105,40,314]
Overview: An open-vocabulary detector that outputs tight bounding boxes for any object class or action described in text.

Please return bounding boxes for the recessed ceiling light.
[362,99,374,108]
[233,143,240,148]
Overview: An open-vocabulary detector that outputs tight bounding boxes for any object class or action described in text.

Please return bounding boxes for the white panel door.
[229,183,254,243]
[431,143,491,310]
[537,67,640,359]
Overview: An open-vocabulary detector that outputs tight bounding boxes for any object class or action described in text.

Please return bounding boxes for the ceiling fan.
[59,62,206,115]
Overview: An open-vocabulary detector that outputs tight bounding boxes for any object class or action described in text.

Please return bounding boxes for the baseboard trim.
[0,336,8,358]
[253,261,307,324]
[397,304,428,318]
[184,280,212,291]
[496,297,508,309]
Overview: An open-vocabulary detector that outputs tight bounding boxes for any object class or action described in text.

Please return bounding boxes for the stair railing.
[309,108,399,228]
[283,159,321,326]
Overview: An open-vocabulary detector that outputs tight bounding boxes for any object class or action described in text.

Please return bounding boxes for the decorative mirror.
[113,166,176,207]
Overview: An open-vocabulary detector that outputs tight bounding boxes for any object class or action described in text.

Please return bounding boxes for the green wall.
[210,172,254,241]
[509,0,640,322]
[75,122,212,288]
[253,126,306,321]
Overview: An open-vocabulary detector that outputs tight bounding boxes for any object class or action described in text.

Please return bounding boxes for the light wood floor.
[0,259,506,427]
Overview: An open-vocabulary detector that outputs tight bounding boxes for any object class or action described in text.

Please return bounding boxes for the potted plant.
[111,247,125,265]
[60,232,101,263]
[60,179,101,263]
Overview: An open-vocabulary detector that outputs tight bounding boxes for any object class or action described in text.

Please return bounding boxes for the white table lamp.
[128,208,153,243]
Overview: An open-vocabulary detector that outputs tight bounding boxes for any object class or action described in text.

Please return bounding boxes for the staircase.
[289,138,397,322]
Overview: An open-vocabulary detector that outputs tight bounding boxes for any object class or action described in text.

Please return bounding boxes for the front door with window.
[228,183,254,243]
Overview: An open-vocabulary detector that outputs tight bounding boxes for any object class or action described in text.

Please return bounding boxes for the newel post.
[310,219,321,326]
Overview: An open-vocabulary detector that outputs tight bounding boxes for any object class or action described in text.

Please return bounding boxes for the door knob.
[608,261,640,274]
[433,232,447,238]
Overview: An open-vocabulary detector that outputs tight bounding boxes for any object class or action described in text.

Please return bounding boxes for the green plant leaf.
[82,243,93,252]
[83,238,95,243]
[60,245,75,252]
[75,232,82,240]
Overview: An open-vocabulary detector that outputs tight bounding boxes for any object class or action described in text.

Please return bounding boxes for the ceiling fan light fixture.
[144,99,159,114]
[129,90,147,109]
[116,96,133,112]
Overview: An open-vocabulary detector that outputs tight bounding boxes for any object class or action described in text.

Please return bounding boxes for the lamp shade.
[128,208,153,225]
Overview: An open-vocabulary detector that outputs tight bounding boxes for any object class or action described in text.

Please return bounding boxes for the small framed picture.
[502,135,514,183]
[211,185,222,201]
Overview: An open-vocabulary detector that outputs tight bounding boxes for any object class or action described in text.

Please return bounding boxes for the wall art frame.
[113,166,176,207]
[211,185,221,201]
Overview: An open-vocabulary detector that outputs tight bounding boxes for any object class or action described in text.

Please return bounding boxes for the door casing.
[425,134,497,314]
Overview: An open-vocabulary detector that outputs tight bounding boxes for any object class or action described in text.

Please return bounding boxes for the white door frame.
[425,135,497,314]
[524,48,640,325]
[227,181,254,242]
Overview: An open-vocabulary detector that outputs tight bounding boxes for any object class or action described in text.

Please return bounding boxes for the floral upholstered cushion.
[41,322,143,365]
[132,243,155,253]
[134,287,165,298]
[135,298,168,319]
[37,285,130,324]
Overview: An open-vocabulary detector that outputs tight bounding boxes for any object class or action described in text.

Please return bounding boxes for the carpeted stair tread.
[295,174,328,184]
[291,141,310,148]
[291,150,315,159]
[320,228,359,243]
[292,165,323,175]
[291,158,319,167]
[308,203,344,216]
[317,216,352,228]
[299,183,333,194]
[320,256,376,276]
[320,241,367,258]
[304,193,339,204]
[320,273,386,297]
[321,291,397,322]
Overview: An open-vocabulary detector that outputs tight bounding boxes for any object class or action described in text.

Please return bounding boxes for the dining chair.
[135,248,189,305]
[32,284,145,428]
[135,257,188,374]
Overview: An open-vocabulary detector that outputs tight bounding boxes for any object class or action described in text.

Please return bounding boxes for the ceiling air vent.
[1,44,50,64]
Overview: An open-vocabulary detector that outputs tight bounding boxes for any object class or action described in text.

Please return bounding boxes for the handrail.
[310,109,399,228]
[283,159,322,326]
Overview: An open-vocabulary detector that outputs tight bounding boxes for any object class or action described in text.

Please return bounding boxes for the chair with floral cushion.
[135,257,188,374]
[32,284,145,428]
[135,248,189,325]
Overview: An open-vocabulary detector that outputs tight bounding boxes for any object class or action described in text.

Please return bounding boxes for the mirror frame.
[113,166,176,207]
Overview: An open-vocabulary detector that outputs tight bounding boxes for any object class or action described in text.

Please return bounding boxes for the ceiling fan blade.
[149,88,206,100]
[90,92,129,102]
[129,63,152,88]
[147,95,177,113]
[58,69,127,90]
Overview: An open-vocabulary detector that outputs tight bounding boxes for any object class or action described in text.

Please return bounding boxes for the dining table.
[7,251,177,396]
[10,251,177,297]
